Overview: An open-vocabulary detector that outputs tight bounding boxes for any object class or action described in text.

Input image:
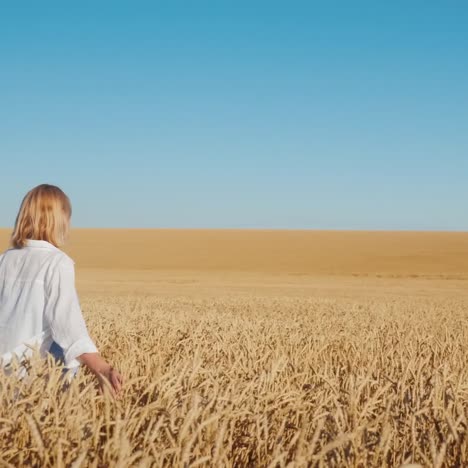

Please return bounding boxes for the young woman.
[0,184,122,395]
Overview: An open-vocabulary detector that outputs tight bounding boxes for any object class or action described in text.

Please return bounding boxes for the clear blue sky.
[1,1,467,230]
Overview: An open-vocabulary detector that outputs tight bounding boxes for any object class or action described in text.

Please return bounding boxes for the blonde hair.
[11,184,72,249]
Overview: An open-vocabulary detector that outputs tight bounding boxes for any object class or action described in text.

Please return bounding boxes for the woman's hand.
[98,366,123,396]
[78,352,123,397]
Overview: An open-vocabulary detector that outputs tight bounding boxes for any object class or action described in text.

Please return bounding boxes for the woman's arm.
[45,255,123,395]
[78,352,123,395]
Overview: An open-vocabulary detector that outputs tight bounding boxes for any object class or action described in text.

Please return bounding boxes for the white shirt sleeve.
[44,255,98,368]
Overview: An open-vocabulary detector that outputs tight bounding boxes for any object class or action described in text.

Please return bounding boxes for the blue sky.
[1,1,467,230]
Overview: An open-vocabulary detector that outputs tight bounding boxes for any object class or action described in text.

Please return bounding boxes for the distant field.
[1,229,468,277]
[1,229,468,466]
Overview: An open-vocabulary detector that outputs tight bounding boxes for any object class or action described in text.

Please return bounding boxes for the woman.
[0,184,122,395]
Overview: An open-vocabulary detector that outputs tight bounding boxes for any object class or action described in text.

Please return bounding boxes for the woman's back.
[0,239,71,361]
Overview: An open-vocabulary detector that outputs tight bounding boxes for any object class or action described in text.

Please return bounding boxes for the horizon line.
[0,227,467,234]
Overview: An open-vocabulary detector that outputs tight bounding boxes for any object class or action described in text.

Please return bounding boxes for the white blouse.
[0,239,97,369]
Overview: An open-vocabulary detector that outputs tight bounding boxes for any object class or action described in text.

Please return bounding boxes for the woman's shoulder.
[47,249,76,272]
[56,250,75,266]
[43,251,77,289]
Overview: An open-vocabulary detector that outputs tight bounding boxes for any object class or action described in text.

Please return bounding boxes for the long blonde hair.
[11,184,72,249]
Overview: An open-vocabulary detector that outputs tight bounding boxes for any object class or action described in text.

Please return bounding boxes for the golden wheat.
[1,292,468,467]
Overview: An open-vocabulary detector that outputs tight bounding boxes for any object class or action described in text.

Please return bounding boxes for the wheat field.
[1,229,468,467]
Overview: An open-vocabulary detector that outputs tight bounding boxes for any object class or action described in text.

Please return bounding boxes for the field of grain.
[1,229,468,467]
